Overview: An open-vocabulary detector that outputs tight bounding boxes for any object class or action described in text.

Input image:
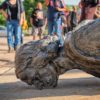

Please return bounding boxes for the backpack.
[83,0,99,7]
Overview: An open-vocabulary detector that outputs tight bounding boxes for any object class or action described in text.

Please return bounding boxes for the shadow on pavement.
[0,77,100,100]
[0,59,13,63]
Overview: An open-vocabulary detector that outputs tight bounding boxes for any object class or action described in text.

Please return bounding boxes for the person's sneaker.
[8,46,14,53]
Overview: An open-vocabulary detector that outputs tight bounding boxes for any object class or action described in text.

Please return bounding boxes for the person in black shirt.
[0,0,25,52]
[30,2,47,40]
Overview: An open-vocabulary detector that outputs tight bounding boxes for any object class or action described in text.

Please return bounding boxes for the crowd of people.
[0,0,100,53]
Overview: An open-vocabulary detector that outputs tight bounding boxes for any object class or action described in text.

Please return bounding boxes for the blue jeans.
[7,20,21,48]
[48,18,64,46]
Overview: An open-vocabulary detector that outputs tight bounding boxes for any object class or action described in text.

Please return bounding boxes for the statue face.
[15,39,59,89]
[32,66,58,90]
[19,65,58,90]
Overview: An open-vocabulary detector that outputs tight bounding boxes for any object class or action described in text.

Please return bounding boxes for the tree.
[0,0,6,25]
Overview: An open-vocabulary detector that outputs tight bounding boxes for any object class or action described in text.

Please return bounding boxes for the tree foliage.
[0,0,45,26]
[0,0,6,25]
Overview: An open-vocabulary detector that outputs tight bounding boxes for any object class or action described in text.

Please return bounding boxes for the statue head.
[17,64,58,90]
[15,37,59,89]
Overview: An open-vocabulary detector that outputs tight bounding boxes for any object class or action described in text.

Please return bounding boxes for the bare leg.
[38,35,42,40]
[33,35,36,40]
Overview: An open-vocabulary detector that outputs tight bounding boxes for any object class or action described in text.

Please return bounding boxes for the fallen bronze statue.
[15,19,100,90]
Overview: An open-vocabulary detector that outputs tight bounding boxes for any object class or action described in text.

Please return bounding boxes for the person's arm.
[45,0,49,6]
[66,7,70,12]
[30,10,34,26]
[43,10,47,26]
[19,0,25,25]
[79,1,82,8]
[44,15,47,27]
[20,12,25,25]
[79,0,85,9]
[56,7,66,12]
[0,1,8,19]
[30,17,33,26]
[55,0,66,12]
[0,9,8,19]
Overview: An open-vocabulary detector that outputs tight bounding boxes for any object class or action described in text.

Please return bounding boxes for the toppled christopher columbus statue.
[15,19,100,90]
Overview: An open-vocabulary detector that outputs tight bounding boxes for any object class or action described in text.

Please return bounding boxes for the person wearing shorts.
[32,25,45,40]
[30,2,47,40]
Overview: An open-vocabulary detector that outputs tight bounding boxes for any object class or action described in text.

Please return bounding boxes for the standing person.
[0,0,25,52]
[67,6,78,32]
[30,2,47,40]
[79,0,99,22]
[45,0,66,47]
